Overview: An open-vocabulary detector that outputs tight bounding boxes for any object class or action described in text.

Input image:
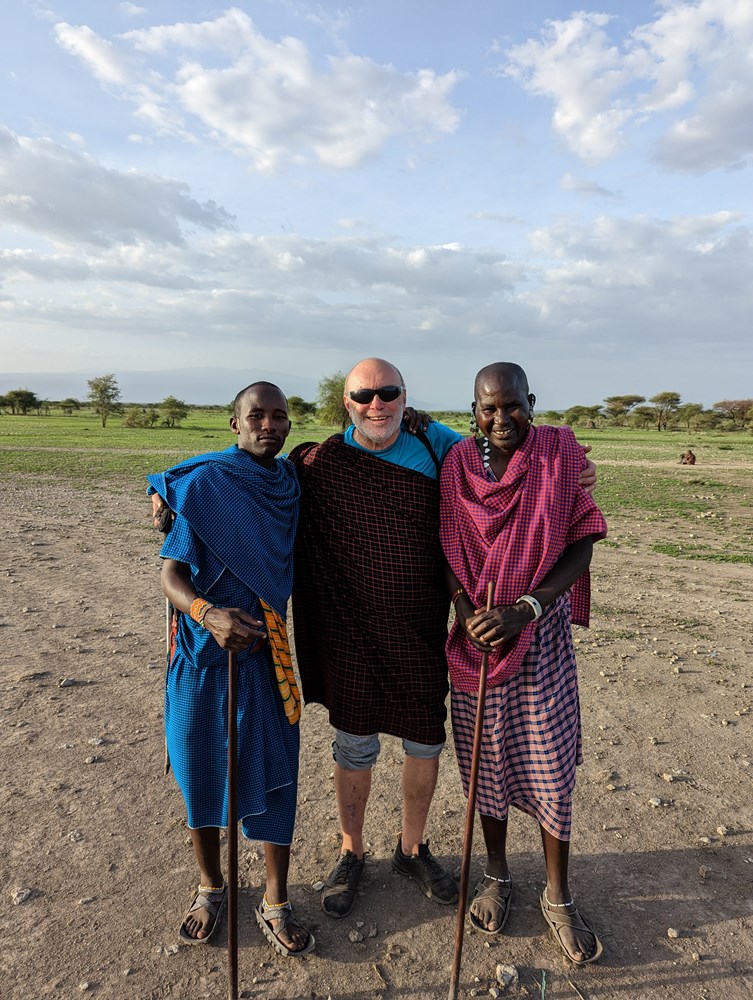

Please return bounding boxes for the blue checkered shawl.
[146,445,299,618]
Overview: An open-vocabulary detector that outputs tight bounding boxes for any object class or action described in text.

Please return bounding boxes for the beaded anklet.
[542,888,574,908]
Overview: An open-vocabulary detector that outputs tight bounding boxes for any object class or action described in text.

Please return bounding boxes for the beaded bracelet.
[196,603,214,627]
[190,598,212,624]
[451,588,465,606]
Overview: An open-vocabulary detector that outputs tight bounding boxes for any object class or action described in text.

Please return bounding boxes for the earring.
[529,407,535,426]
[470,411,478,436]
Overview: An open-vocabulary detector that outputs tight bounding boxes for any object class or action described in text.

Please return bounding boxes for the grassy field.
[3,411,752,563]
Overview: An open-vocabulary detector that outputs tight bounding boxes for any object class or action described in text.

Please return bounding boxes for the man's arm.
[161,559,266,653]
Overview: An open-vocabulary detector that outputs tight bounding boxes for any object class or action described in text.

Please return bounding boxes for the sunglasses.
[347,385,403,404]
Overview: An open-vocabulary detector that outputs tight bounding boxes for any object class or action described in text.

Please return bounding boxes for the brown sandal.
[468,873,513,935]
[540,890,603,964]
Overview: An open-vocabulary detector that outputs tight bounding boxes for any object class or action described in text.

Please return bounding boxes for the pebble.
[348,930,363,943]
[84,756,98,765]
[59,678,75,688]
[495,964,519,989]
[717,825,729,837]
[79,984,91,992]
[662,773,676,782]
[667,927,679,938]
[68,830,84,842]
[12,888,32,905]
[648,797,664,808]
[88,738,104,746]
[79,897,96,905]
[692,951,701,961]
[312,881,325,891]
[698,865,710,878]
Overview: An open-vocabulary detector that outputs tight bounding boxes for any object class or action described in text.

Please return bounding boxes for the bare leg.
[183,828,223,940]
[335,763,371,857]
[469,814,511,932]
[400,755,439,855]
[262,842,310,952]
[540,827,598,962]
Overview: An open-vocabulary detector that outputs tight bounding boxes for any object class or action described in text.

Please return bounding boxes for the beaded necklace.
[476,436,497,482]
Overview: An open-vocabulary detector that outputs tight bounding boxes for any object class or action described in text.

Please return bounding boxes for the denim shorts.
[332,729,445,770]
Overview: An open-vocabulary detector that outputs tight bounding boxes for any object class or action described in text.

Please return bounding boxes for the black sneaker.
[321,850,365,919]
[391,838,458,904]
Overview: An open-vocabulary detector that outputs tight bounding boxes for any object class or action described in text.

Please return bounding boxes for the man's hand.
[151,492,175,532]
[201,607,267,653]
[579,444,596,493]
[403,407,433,434]
[464,604,531,650]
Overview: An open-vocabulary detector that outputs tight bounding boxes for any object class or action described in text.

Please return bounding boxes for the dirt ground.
[1,466,751,1000]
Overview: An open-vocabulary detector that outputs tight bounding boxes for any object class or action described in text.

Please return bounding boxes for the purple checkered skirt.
[450,594,582,841]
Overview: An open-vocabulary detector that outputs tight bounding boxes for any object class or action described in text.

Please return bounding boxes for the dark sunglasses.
[347,385,403,404]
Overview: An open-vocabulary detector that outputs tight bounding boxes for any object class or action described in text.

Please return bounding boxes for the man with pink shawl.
[440,362,607,966]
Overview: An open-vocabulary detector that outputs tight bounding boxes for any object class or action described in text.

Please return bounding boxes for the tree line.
[2,374,751,434]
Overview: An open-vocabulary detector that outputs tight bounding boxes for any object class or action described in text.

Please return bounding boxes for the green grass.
[651,542,753,565]
[3,415,753,566]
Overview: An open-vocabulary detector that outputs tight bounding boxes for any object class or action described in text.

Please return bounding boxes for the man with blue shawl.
[146,381,314,957]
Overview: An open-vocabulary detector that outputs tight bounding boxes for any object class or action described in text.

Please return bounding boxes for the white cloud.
[504,1,753,173]
[523,212,752,348]
[0,128,234,246]
[120,2,145,15]
[54,8,463,171]
[561,172,619,199]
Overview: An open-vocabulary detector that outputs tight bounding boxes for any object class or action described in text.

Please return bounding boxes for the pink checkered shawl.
[440,426,607,693]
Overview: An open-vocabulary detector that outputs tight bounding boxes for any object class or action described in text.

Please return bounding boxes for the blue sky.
[1,1,751,408]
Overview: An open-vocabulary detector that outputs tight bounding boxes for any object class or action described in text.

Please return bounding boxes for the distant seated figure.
[680,449,696,465]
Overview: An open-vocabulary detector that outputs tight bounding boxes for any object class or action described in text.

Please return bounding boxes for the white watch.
[516,594,542,620]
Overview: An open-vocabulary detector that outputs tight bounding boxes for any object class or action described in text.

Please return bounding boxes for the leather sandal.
[468,872,513,935]
[255,897,315,958]
[179,884,227,944]
[540,890,603,964]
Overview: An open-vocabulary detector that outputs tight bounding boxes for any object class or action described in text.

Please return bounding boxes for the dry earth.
[1,465,752,1000]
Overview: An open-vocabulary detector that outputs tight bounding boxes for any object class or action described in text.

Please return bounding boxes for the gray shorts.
[332,729,445,770]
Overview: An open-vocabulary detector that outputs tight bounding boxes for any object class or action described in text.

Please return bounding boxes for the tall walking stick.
[448,581,494,1000]
[227,650,239,1000]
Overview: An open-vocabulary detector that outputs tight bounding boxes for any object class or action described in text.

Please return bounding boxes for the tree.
[538,410,563,425]
[4,388,39,414]
[122,405,150,428]
[562,405,602,427]
[160,395,190,428]
[317,371,349,430]
[649,391,681,431]
[87,374,121,427]
[603,395,645,424]
[59,398,80,416]
[287,395,317,422]
[675,403,704,432]
[629,405,656,429]
[713,399,753,429]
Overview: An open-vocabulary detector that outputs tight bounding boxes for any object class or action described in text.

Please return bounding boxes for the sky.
[1,1,751,410]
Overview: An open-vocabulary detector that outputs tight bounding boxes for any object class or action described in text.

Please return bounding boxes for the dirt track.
[1,470,751,999]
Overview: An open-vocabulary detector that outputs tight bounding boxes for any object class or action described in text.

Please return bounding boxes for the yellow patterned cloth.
[260,600,301,725]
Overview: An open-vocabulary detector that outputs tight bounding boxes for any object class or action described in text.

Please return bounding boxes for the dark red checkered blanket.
[289,436,449,744]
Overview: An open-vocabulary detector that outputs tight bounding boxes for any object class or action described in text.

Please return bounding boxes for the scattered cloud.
[561,173,619,199]
[0,127,234,247]
[504,0,753,173]
[54,8,463,172]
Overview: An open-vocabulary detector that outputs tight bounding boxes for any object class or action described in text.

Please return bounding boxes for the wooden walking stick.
[448,581,494,1000]
[227,650,239,1000]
